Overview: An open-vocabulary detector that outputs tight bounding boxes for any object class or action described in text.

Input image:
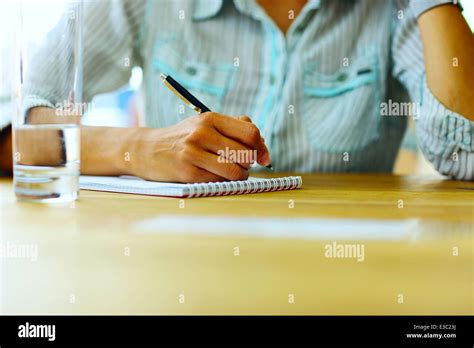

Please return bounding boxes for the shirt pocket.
[302,51,381,152]
[152,42,234,122]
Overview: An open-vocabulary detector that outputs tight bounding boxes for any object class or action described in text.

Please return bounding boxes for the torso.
[141,0,408,173]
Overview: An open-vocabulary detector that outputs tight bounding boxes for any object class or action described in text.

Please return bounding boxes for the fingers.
[238,115,252,123]
[209,113,271,166]
[237,115,271,164]
[182,145,249,181]
[202,129,255,169]
[181,165,227,183]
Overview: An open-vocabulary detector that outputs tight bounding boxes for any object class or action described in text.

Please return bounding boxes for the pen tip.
[160,73,167,81]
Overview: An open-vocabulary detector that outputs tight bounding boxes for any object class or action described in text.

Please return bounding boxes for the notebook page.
[80,175,188,196]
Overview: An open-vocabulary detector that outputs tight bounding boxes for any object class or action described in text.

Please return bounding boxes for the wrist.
[116,126,164,177]
[115,126,140,176]
[80,125,137,176]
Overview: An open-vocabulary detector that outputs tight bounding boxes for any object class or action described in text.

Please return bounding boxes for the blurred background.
[1,0,473,176]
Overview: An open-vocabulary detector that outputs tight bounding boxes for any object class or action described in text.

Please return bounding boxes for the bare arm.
[0,127,13,174]
[392,1,474,180]
[9,107,271,183]
[418,4,474,120]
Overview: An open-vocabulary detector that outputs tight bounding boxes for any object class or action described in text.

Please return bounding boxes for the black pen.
[160,73,273,169]
[160,73,211,113]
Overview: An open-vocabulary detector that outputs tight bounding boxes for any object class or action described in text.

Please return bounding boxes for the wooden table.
[1,174,472,314]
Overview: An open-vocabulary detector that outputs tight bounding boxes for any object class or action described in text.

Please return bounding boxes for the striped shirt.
[8,0,473,180]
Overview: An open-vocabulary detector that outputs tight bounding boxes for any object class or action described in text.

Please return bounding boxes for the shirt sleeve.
[391,0,473,180]
[21,0,146,117]
[408,0,461,18]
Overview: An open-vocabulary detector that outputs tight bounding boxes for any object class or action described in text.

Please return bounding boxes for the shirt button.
[186,66,197,76]
[295,25,305,34]
[337,72,348,82]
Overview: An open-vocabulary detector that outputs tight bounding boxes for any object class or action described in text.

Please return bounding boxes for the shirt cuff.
[22,95,56,114]
[0,95,56,131]
[417,78,473,154]
[409,0,463,18]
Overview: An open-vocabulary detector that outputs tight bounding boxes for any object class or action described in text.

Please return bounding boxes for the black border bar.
[0,315,472,346]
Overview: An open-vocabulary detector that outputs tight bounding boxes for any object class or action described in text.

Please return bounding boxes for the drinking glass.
[12,0,83,202]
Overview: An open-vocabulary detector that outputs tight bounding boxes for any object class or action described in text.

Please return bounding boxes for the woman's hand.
[119,112,271,183]
[22,108,271,183]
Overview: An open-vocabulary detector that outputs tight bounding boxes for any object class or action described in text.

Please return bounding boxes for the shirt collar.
[193,0,224,21]
[306,0,322,11]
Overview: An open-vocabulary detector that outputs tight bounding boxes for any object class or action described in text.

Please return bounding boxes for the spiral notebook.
[79,175,302,198]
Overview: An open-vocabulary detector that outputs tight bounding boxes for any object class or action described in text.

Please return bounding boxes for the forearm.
[3,108,269,182]
[0,127,13,174]
[80,125,134,176]
[418,4,474,120]
[26,107,133,176]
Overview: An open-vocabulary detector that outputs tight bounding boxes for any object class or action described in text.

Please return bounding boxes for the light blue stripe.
[257,25,278,132]
[304,73,376,97]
